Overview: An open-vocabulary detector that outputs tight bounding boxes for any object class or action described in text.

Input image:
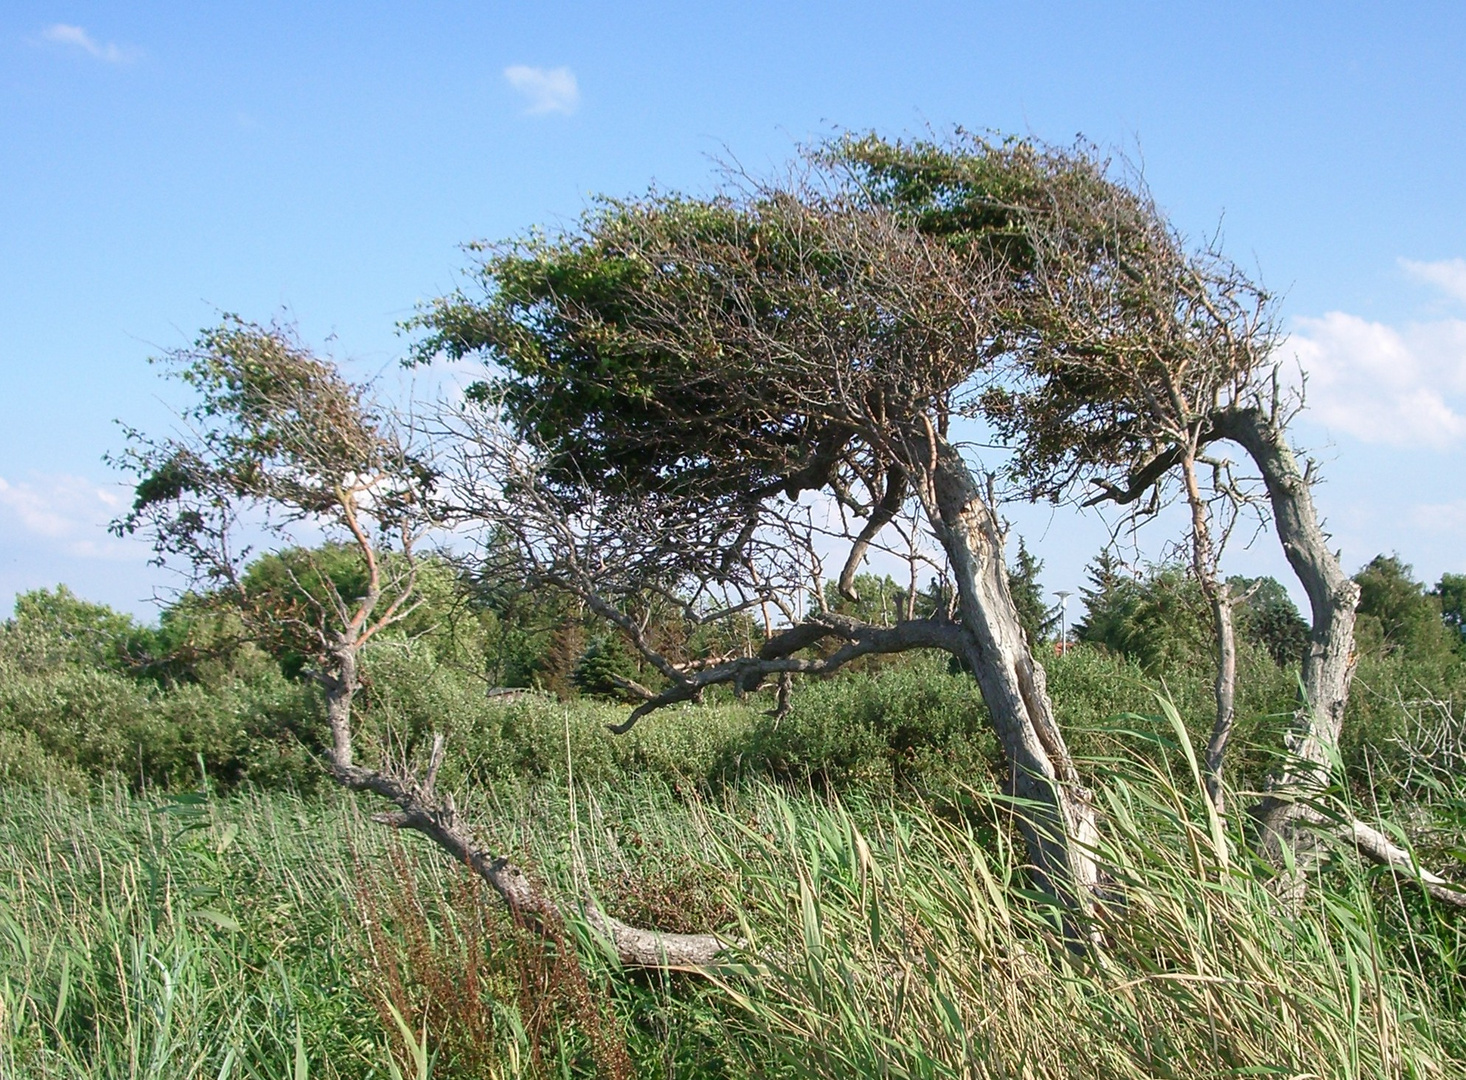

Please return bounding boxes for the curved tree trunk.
[1213,407,1360,840]
[1212,405,1466,905]
[318,642,731,967]
[926,435,1101,918]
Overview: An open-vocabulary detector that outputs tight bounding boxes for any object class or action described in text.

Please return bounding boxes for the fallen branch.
[1340,816,1466,908]
[608,613,965,734]
[331,759,733,967]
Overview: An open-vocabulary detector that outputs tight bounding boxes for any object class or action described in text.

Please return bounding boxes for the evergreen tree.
[573,634,643,700]
[537,619,586,700]
[1073,550,1137,649]
[1231,576,1309,667]
[1007,538,1055,647]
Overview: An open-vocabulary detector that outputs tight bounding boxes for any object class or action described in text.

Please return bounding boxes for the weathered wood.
[925,433,1101,919]
[328,741,732,968]
[1213,406,1361,841]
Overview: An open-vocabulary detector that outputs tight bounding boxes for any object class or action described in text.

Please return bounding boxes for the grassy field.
[2,693,1463,1079]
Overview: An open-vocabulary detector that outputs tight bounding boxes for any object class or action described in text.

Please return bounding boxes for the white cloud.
[1400,257,1466,304]
[1410,500,1466,534]
[37,24,135,63]
[0,475,131,555]
[1284,311,1466,448]
[503,65,579,115]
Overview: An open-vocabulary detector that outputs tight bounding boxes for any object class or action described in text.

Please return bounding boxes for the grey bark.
[323,638,359,769]
[1202,590,1238,817]
[1176,446,1238,817]
[318,649,730,968]
[925,435,1101,917]
[1212,406,1360,840]
[1203,405,1466,905]
[1341,818,1466,907]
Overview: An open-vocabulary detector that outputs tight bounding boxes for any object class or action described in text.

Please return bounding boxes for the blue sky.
[2,2,1463,618]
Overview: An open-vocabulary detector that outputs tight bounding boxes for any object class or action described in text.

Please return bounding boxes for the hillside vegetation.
[1,551,1463,1078]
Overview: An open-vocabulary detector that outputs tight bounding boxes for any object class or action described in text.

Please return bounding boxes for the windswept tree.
[968,161,1363,845]
[113,318,433,772]
[424,132,1462,910]
[843,133,1460,902]
[982,151,1278,816]
[415,159,1109,919]
[114,318,741,966]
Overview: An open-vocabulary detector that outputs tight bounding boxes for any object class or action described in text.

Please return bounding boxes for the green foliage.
[6,586,152,673]
[2,559,1463,1076]
[1044,643,1295,791]
[833,129,1106,265]
[0,586,336,793]
[0,727,88,793]
[236,542,375,676]
[411,194,824,505]
[0,654,323,793]
[114,317,426,582]
[408,140,1078,525]
[1071,549,1135,647]
[1434,571,1466,646]
[12,539,1458,814]
[1355,554,1461,663]
[1075,561,1210,672]
[536,619,586,700]
[1231,573,1309,667]
[1074,556,1310,672]
[0,562,1306,800]
[1006,536,1054,647]
[725,655,1001,792]
[572,634,642,701]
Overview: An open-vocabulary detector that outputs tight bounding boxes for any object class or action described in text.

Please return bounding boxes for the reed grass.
[1,702,1461,1078]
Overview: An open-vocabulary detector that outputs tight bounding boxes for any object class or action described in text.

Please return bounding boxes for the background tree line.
[3,538,1460,800]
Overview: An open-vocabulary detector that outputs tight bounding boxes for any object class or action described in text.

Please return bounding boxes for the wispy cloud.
[0,475,135,560]
[1411,499,1466,534]
[1285,311,1466,449]
[503,65,579,115]
[36,23,135,64]
[1400,257,1466,305]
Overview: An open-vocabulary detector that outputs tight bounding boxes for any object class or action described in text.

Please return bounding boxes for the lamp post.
[1055,590,1072,654]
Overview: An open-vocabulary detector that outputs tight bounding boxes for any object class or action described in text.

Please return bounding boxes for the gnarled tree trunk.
[1209,407,1466,905]
[926,435,1101,918]
[317,642,732,967]
[1213,406,1360,843]
[323,636,360,769]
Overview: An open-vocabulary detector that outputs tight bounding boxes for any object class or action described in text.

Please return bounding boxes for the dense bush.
[717,655,999,790]
[0,590,324,792]
[1045,641,1297,789]
[4,539,1464,810]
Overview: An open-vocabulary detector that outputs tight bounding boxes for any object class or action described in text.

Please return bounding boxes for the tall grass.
[706,728,1463,1077]
[0,781,390,1078]
[2,708,1461,1078]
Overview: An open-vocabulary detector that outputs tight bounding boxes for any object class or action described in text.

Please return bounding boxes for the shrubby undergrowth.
[1,559,1463,1077]
[2,754,1462,1078]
